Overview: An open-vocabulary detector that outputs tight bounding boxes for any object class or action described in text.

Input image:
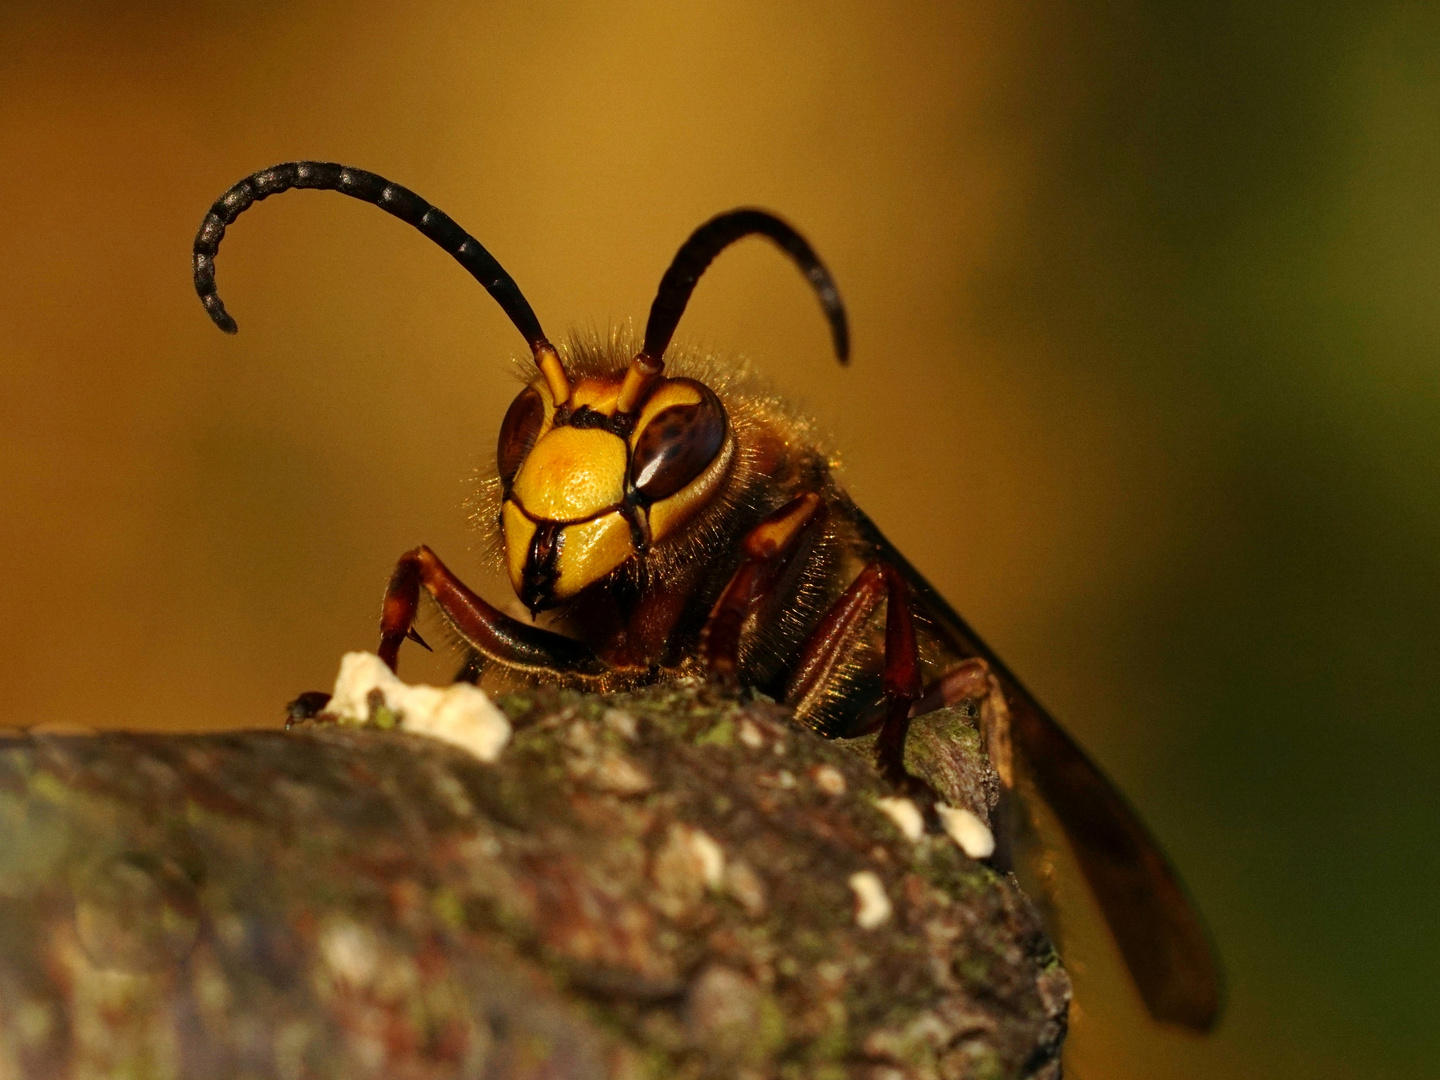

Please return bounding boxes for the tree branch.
[0,678,1068,1079]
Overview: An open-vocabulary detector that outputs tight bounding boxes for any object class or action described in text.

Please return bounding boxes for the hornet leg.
[288,545,604,719]
[783,560,930,799]
[379,545,604,677]
[910,658,1016,868]
[911,658,1013,791]
[700,493,826,678]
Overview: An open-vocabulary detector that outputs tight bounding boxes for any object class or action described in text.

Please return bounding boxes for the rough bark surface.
[0,680,1068,1079]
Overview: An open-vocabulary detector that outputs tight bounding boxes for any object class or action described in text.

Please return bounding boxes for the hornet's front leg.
[379,545,604,677]
[288,545,605,722]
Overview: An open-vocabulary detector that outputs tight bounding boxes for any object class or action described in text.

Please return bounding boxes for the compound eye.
[629,383,727,501]
[497,386,545,486]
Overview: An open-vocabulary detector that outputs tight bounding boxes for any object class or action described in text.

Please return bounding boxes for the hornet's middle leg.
[700,492,826,678]
[783,561,928,796]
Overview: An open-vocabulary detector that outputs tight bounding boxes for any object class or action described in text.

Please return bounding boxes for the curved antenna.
[615,209,849,414]
[192,161,571,404]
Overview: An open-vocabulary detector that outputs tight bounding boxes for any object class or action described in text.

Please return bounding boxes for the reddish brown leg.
[783,560,927,795]
[700,493,826,678]
[784,562,888,720]
[910,658,1013,790]
[379,545,604,677]
[870,565,925,792]
[908,657,1017,868]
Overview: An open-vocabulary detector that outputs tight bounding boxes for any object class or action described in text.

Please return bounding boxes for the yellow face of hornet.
[497,374,734,612]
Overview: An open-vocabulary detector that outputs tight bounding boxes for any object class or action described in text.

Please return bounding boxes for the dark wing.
[850,506,1223,1033]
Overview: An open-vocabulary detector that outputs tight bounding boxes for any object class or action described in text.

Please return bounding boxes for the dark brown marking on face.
[520,520,562,614]
[629,381,727,503]
[559,404,637,438]
[497,386,545,488]
[621,502,652,553]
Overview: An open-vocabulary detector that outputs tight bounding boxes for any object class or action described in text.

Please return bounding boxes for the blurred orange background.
[3,2,1437,1077]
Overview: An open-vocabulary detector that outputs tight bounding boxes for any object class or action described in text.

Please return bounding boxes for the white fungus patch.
[587,752,654,795]
[653,824,727,917]
[563,718,598,755]
[737,719,766,749]
[563,716,653,794]
[689,829,726,890]
[810,764,847,796]
[722,860,767,918]
[325,652,511,763]
[848,870,893,929]
[936,804,995,859]
[602,707,638,739]
[875,797,926,843]
[318,920,379,988]
[758,769,796,790]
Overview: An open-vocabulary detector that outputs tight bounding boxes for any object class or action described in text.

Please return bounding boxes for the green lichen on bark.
[0,680,1068,1079]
